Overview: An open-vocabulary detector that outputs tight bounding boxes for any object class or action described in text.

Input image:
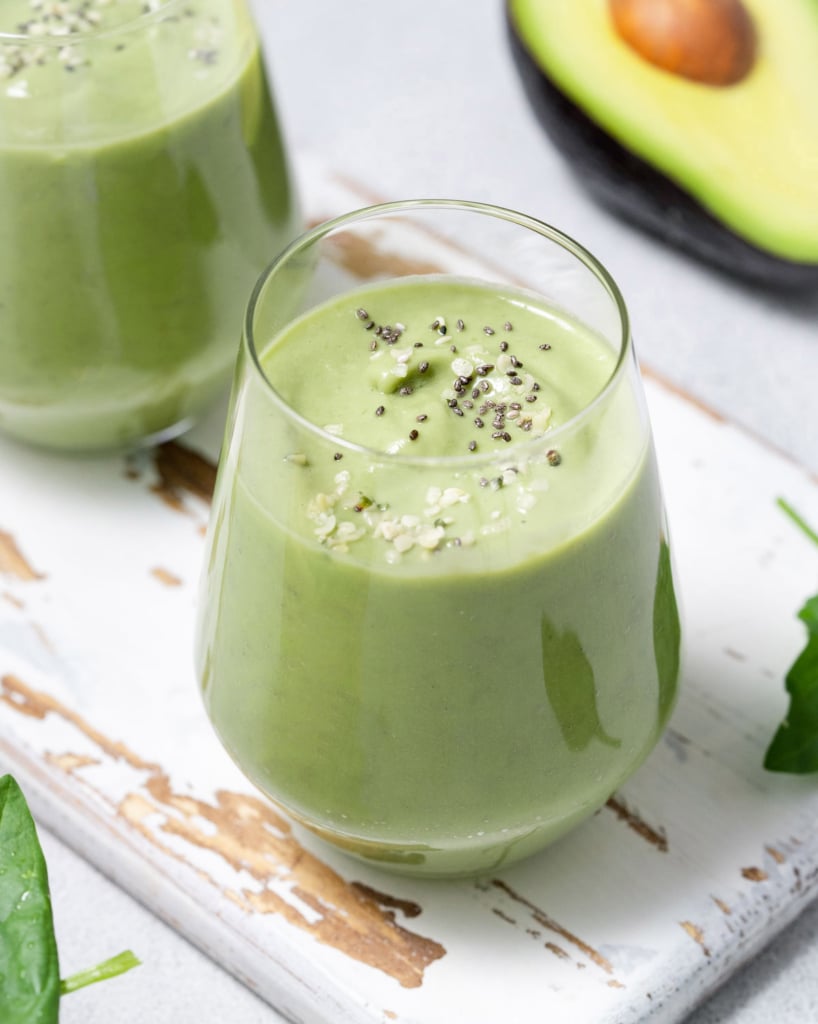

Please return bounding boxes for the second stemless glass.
[195,201,681,878]
[0,0,299,451]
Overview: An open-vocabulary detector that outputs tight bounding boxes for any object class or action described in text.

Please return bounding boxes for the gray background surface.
[37,0,818,1021]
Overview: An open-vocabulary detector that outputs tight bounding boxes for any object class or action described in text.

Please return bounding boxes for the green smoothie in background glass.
[0,0,299,451]
[195,202,681,878]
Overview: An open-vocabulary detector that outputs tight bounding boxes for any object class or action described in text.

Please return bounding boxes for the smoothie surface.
[254,276,637,567]
[0,0,249,144]
[262,275,618,458]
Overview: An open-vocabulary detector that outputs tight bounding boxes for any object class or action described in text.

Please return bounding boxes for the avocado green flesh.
[509,0,818,264]
[196,277,681,876]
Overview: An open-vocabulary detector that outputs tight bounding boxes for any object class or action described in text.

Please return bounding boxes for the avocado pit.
[608,0,757,86]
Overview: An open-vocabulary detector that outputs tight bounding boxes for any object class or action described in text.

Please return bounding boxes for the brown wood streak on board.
[765,845,786,864]
[742,866,769,882]
[491,879,614,975]
[680,921,711,958]
[2,673,445,989]
[713,897,732,915]
[0,530,44,581]
[605,795,669,852]
[641,366,725,424]
[47,752,99,771]
[134,776,444,989]
[150,567,183,587]
[350,881,423,919]
[32,624,55,652]
[643,364,818,485]
[321,231,443,280]
[545,941,569,960]
[318,171,388,209]
[0,674,159,771]
[151,442,217,511]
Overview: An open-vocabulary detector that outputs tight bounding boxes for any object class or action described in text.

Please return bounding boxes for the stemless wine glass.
[195,201,681,878]
[0,0,299,451]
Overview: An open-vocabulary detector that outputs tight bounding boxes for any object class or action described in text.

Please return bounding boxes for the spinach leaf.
[0,774,60,1024]
[764,500,818,773]
[0,775,140,1023]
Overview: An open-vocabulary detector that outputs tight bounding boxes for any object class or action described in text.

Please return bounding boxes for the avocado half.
[507,0,818,288]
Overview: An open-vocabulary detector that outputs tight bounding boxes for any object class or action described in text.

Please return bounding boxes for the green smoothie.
[196,276,680,876]
[0,0,298,450]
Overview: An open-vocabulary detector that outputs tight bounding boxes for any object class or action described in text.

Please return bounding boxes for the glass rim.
[0,0,193,45]
[243,198,634,469]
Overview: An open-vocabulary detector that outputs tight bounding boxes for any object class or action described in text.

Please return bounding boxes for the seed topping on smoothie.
[265,276,618,562]
[346,305,557,456]
[0,0,222,80]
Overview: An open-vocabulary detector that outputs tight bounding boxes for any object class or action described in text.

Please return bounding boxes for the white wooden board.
[2,161,818,1024]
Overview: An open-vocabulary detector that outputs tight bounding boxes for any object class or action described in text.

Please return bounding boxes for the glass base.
[280,798,610,880]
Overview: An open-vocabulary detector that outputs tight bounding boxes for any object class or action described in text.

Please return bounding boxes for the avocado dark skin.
[506,6,818,290]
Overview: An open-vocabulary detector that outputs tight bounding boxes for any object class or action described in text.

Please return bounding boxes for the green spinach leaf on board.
[0,774,61,1024]
[0,775,140,1023]
[765,500,818,773]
